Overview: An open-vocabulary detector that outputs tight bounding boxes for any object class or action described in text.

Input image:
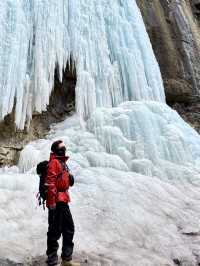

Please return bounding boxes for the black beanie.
[51,140,63,153]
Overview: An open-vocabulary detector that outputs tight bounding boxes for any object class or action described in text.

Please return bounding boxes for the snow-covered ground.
[1,104,200,266]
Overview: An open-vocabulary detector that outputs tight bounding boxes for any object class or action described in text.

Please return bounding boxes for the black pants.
[46,202,74,262]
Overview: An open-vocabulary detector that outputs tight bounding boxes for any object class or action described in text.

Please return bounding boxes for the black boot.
[46,254,58,266]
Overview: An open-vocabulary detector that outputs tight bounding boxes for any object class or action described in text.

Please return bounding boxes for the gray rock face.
[137,0,200,133]
[137,0,200,103]
[169,1,200,95]
[172,100,200,133]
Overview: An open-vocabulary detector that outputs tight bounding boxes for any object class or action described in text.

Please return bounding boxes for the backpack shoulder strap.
[65,164,70,172]
[59,160,66,171]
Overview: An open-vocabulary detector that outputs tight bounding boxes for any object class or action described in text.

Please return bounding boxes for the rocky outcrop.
[0,64,76,166]
[137,0,200,104]
[137,0,200,133]
[172,100,200,133]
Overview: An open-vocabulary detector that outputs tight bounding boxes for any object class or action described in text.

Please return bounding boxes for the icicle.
[0,0,165,129]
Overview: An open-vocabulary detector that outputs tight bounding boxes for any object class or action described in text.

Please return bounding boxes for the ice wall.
[0,0,165,129]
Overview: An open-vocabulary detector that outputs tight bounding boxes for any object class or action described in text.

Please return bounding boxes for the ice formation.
[0,0,165,129]
[3,113,200,265]
[1,0,200,266]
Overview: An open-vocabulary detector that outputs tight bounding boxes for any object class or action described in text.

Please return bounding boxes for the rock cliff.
[137,0,200,132]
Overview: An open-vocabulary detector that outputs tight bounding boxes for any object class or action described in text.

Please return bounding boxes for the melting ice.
[1,0,200,266]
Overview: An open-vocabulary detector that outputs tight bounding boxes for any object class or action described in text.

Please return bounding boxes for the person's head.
[51,140,66,156]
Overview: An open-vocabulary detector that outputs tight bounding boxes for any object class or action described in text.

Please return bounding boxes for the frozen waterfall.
[0,0,165,129]
[1,0,200,266]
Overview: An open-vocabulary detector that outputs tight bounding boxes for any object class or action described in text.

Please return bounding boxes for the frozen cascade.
[0,0,165,129]
[1,0,200,266]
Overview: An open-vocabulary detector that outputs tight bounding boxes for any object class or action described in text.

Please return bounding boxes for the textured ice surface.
[0,0,164,129]
[1,108,200,265]
[87,101,200,179]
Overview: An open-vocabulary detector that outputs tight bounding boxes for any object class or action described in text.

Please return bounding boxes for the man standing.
[45,140,78,266]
